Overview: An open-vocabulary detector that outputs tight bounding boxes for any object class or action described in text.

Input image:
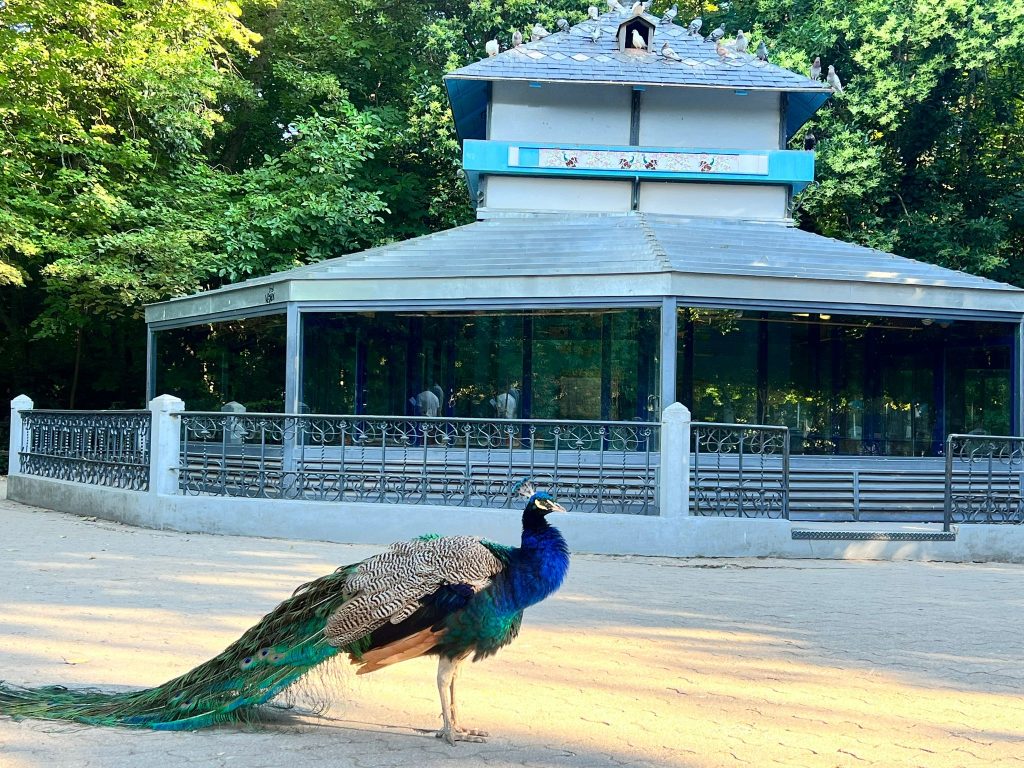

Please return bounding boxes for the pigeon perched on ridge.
[531,23,550,41]
[715,40,730,57]
[588,5,599,20]
[631,29,648,50]
[756,40,768,61]
[686,16,702,36]
[732,29,748,54]
[608,0,627,14]
[630,1,643,16]
[556,18,570,33]
[809,56,821,80]
[708,23,725,43]
[588,23,602,42]
[485,39,499,57]
[661,3,677,24]
[826,64,843,92]
[512,29,523,47]
[661,41,681,61]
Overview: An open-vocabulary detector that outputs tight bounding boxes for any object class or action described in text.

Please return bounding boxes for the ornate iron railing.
[1,418,9,473]
[690,422,790,518]
[178,412,660,514]
[944,434,1024,530]
[18,410,152,490]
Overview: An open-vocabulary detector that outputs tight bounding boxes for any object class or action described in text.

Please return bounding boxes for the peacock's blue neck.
[502,513,569,610]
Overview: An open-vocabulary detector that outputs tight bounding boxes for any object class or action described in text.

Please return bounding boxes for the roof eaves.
[443,71,830,93]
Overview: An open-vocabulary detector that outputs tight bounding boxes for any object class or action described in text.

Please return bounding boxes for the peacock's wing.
[323,535,506,649]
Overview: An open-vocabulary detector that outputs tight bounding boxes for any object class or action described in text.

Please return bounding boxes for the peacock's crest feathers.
[511,479,535,497]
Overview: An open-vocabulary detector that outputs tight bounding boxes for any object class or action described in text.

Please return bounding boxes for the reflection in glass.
[677,309,1013,457]
[152,306,1014,456]
[301,309,659,421]
[154,315,287,412]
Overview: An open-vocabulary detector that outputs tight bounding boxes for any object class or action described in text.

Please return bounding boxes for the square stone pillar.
[8,395,33,476]
[149,394,184,495]
[658,402,691,517]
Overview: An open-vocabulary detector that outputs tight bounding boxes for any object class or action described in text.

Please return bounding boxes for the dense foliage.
[0,0,1022,408]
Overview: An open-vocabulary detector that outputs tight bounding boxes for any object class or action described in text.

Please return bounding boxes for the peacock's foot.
[435,726,489,745]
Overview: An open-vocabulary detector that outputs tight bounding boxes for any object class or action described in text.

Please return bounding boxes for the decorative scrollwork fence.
[690,422,790,518]
[944,434,1024,530]
[1,419,8,473]
[18,410,152,490]
[178,412,660,514]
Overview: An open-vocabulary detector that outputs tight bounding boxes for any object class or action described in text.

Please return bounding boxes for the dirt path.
[1,483,1023,767]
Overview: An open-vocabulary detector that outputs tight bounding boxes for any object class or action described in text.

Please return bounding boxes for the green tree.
[0,0,385,406]
[2,0,1024,412]
[715,0,1024,281]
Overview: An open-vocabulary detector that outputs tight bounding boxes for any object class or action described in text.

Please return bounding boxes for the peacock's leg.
[449,652,488,739]
[435,654,486,745]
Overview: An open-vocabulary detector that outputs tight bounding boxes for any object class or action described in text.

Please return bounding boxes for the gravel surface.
[1,479,1023,767]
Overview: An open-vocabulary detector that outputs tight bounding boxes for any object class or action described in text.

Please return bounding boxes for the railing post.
[659,402,691,517]
[221,401,246,445]
[944,434,955,532]
[149,394,184,495]
[8,395,33,476]
[782,429,790,519]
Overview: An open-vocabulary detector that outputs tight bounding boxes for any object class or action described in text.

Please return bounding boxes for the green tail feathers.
[0,566,362,731]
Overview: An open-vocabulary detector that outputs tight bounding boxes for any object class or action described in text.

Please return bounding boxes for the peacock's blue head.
[527,490,566,515]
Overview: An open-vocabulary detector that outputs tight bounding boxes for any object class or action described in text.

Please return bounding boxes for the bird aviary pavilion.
[144,9,1024,519]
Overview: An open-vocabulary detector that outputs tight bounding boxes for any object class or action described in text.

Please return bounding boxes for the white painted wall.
[639,87,781,150]
[485,82,785,216]
[639,181,788,219]
[12,475,1024,562]
[484,176,633,212]
[489,83,781,151]
[489,81,633,144]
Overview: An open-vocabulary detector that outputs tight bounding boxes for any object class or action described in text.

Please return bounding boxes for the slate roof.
[194,213,1021,294]
[445,11,830,92]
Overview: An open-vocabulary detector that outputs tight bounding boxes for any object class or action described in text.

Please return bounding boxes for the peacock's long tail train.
[0,564,367,731]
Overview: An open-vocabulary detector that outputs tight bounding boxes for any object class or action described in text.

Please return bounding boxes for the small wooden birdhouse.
[617,14,655,52]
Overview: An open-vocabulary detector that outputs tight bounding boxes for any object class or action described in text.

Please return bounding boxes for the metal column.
[145,326,157,403]
[284,303,302,414]
[1017,317,1024,436]
[659,297,678,409]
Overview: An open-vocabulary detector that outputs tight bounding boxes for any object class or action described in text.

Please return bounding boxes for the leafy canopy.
[1,0,1023,407]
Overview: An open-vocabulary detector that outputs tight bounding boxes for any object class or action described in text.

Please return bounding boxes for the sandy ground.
[1,479,1023,767]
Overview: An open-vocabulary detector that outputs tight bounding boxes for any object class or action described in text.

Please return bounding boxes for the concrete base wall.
[9,475,1024,562]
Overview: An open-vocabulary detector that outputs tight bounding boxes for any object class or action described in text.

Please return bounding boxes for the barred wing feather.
[324,536,506,648]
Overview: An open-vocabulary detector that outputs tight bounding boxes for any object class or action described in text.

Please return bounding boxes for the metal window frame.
[146,298,1024,430]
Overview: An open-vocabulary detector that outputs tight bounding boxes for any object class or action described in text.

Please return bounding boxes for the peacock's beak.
[549,500,567,513]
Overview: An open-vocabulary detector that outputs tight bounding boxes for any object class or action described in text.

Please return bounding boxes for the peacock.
[0,484,570,745]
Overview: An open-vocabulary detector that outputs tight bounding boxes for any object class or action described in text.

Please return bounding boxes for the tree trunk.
[69,328,82,409]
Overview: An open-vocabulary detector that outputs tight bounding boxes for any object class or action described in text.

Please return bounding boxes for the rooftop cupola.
[445,8,832,222]
[618,13,656,52]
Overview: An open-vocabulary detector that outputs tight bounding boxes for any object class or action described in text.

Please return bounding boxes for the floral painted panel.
[533,148,768,175]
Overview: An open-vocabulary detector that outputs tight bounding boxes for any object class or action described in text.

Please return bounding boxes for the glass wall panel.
[679,310,758,424]
[154,315,287,412]
[677,309,1014,456]
[302,309,659,421]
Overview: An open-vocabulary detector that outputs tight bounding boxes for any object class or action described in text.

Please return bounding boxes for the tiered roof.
[445,11,831,141]
[147,214,1024,325]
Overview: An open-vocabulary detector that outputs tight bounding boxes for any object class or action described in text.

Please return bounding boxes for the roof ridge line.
[637,213,672,270]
